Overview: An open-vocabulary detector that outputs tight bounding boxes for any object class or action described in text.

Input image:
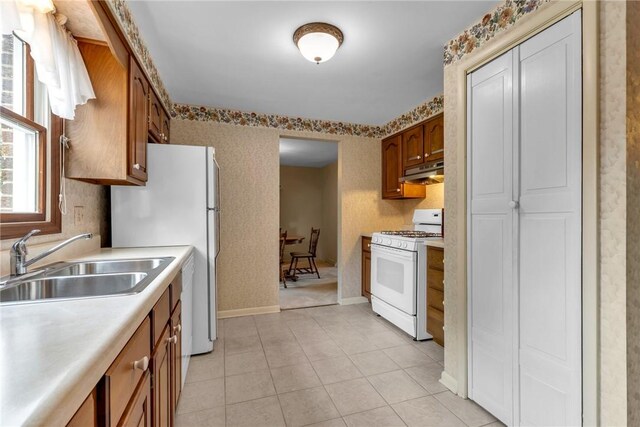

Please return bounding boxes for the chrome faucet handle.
[12,229,41,254]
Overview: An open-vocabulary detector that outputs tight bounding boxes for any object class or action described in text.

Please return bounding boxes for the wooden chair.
[288,228,321,279]
[280,230,288,288]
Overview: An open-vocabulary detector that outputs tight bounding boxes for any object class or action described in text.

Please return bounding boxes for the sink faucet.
[10,230,93,276]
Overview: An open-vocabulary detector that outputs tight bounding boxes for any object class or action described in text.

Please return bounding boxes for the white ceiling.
[280,138,338,167]
[127,1,497,125]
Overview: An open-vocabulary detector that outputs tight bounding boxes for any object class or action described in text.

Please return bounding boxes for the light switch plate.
[74,206,85,226]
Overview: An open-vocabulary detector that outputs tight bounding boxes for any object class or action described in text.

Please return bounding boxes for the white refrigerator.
[111,144,219,355]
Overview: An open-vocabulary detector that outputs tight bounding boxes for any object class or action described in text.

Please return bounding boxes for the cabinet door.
[67,389,98,427]
[362,249,371,301]
[152,326,171,427]
[425,114,444,162]
[401,125,424,170]
[170,302,182,417]
[129,58,149,182]
[119,373,152,427]
[148,90,162,143]
[161,112,170,144]
[381,136,402,198]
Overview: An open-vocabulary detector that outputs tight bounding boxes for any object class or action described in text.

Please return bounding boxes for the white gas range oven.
[370,209,443,340]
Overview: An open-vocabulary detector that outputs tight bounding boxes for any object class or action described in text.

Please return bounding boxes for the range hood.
[399,161,444,185]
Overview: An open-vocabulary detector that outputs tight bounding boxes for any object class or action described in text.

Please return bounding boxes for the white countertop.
[424,238,444,249]
[0,245,194,427]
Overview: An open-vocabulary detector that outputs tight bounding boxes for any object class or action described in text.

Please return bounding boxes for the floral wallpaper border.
[171,104,387,138]
[444,0,551,66]
[171,94,444,139]
[383,95,444,135]
[105,0,172,111]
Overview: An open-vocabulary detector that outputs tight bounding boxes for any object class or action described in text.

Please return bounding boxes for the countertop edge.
[10,245,194,427]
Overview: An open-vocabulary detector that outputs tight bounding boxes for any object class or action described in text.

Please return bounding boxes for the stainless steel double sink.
[0,257,175,305]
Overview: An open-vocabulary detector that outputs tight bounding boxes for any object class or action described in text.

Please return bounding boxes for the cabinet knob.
[173,324,182,333]
[367,244,371,248]
[396,188,401,192]
[408,155,422,161]
[424,153,429,158]
[133,356,149,371]
[164,135,168,141]
[159,133,164,139]
[133,163,141,170]
[167,335,178,344]
[509,200,519,209]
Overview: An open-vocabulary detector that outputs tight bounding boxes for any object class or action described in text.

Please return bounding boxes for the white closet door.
[467,50,515,426]
[517,11,582,426]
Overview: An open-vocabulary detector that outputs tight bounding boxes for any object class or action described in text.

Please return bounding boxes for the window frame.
[0,35,62,239]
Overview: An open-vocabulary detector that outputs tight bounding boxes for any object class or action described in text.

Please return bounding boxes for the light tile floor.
[177,303,503,427]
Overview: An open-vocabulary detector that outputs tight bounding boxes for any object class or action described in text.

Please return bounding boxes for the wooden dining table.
[281,235,305,245]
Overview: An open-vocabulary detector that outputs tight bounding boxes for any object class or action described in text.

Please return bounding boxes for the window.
[0,33,61,239]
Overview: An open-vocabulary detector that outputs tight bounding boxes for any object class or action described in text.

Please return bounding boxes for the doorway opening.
[278,137,338,310]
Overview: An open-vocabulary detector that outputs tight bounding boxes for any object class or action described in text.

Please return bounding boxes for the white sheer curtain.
[1,0,95,120]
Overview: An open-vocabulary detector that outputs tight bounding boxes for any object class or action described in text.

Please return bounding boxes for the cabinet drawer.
[427,247,444,271]
[105,316,151,426]
[427,288,444,312]
[153,289,171,347]
[362,236,372,253]
[170,275,182,312]
[427,268,444,291]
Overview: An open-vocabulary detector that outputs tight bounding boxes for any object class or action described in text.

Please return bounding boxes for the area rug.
[279,262,338,310]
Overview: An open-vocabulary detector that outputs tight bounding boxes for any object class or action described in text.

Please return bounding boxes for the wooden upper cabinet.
[382,135,402,198]
[161,112,170,144]
[129,58,149,182]
[402,124,425,170]
[381,135,425,200]
[65,43,148,185]
[148,90,163,143]
[149,90,170,144]
[425,114,444,162]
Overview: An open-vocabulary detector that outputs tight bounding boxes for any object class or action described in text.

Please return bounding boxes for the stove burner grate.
[379,231,443,238]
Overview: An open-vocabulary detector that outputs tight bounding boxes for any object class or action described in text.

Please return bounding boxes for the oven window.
[377,258,405,293]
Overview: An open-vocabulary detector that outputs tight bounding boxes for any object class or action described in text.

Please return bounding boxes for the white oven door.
[371,244,417,315]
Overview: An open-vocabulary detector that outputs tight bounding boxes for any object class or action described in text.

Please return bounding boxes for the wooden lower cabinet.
[426,246,445,346]
[68,274,184,427]
[362,236,372,301]
[152,326,172,427]
[170,301,183,419]
[68,389,98,427]
[120,373,152,427]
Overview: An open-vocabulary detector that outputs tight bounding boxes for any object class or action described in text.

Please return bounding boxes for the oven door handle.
[371,244,416,261]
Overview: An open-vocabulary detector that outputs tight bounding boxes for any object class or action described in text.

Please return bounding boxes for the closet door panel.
[517,11,582,427]
[467,50,514,426]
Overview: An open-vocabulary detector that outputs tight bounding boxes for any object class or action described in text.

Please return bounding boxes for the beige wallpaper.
[599,2,628,424]
[169,121,281,313]
[442,1,630,424]
[171,119,410,311]
[626,0,640,423]
[403,183,445,224]
[0,178,108,274]
[279,164,337,263]
[321,161,338,264]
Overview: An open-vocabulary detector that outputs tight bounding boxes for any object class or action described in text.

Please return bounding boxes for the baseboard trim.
[339,296,369,305]
[218,305,281,319]
[440,370,458,394]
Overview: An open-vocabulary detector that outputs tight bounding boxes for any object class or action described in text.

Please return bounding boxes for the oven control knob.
[385,239,391,245]
[402,242,408,248]
[396,242,402,247]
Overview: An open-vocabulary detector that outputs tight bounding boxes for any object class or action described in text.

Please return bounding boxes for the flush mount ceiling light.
[293,22,343,64]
